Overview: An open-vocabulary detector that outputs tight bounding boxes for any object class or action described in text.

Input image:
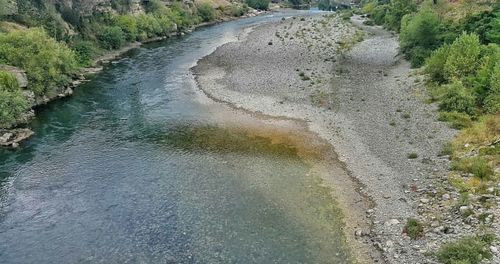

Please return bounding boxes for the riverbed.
[0,10,356,264]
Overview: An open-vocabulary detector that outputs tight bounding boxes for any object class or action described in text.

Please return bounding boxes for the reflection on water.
[0,10,350,264]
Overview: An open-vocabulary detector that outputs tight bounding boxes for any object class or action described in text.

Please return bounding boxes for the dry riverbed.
[193,13,500,264]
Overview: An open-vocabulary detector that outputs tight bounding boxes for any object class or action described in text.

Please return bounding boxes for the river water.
[0,11,351,264]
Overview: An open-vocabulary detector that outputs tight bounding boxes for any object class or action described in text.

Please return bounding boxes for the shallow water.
[0,11,350,264]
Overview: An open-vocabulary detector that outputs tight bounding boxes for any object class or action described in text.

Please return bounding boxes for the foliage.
[400,8,441,67]
[371,4,388,25]
[452,157,494,180]
[98,26,126,50]
[444,33,482,81]
[71,40,98,67]
[435,235,495,264]
[0,28,78,95]
[437,111,473,129]
[196,2,217,22]
[461,9,500,45]
[439,81,476,115]
[403,218,424,239]
[0,71,29,128]
[384,0,417,32]
[246,0,270,10]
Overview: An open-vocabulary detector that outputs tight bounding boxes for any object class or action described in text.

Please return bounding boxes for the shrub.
[436,235,495,264]
[71,40,97,67]
[371,4,388,25]
[113,15,139,41]
[400,8,441,67]
[384,0,417,32]
[98,26,126,50]
[425,44,450,83]
[461,9,500,45]
[482,54,500,113]
[196,2,216,22]
[135,14,162,39]
[439,81,476,115]
[0,71,29,128]
[444,33,482,80]
[228,4,248,17]
[246,0,270,10]
[0,28,79,95]
[438,111,473,129]
[403,218,424,239]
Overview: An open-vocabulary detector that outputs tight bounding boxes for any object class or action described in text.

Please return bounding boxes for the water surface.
[0,11,350,264]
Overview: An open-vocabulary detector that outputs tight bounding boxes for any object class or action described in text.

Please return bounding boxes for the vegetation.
[0,28,79,95]
[0,71,28,128]
[246,0,270,10]
[435,234,496,264]
[403,218,424,239]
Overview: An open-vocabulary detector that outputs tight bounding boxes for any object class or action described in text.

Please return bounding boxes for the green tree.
[444,32,482,81]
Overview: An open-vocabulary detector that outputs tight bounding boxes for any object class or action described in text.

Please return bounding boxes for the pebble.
[385,219,400,226]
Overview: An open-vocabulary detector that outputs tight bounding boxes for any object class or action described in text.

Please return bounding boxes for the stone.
[11,142,19,148]
[0,133,13,143]
[385,219,400,226]
[490,246,498,254]
[442,193,450,200]
[420,198,430,204]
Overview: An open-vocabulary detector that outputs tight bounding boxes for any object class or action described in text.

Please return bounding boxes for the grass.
[451,157,494,180]
[438,111,473,129]
[439,142,454,156]
[435,234,495,264]
[407,152,418,159]
[403,218,424,239]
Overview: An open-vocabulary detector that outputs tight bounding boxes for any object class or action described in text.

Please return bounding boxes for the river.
[0,10,351,264]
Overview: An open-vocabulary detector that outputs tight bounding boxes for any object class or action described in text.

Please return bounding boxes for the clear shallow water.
[0,11,350,264]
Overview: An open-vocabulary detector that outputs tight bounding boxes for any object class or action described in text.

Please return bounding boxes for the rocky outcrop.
[0,128,34,148]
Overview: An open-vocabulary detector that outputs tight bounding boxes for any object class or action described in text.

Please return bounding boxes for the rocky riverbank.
[193,12,500,264]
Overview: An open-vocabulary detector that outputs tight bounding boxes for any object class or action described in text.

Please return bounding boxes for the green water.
[0,11,351,264]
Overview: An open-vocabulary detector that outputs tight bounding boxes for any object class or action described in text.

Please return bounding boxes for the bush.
[228,4,248,17]
[444,33,482,80]
[400,8,441,67]
[246,0,270,10]
[436,235,495,264]
[403,218,424,239]
[439,81,476,115]
[384,0,417,32]
[71,40,97,67]
[0,71,29,128]
[484,90,500,114]
[196,2,216,22]
[113,15,139,41]
[371,4,388,25]
[425,44,450,83]
[461,9,500,45]
[98,26,126,50]
[0,28,79,95]
[135,14,162,39]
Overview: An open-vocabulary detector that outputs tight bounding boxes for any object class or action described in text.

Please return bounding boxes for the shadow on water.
[0,10,352,264]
